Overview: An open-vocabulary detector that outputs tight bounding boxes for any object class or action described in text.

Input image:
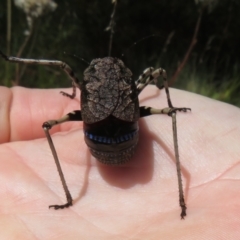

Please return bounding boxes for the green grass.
[174,63,240,107]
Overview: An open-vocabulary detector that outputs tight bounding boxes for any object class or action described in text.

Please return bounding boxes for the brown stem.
[106,0,118,56]
[20,21,39,81]
[212,2,232,73]
[13,21,33,86]
[169,9,202,86]
[159,30,175,62]
[5,0,12,86]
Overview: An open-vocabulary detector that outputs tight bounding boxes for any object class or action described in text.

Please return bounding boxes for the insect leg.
[42,110,82,209]
[140,106,187,219]
[137,67,190,218]
[135,67,155,94]
[137,68,174,105]
[0,50,80,98]
[137,66,190,219]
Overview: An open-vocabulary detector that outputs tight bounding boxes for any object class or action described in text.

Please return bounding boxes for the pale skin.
[0,86,240,239]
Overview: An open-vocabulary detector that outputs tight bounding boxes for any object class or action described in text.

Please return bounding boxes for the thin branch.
[5,0,12,86]
[16,29,33,58]
[6,0,11,56]
[212,2,232,73]
[158,30,175,62]
[170,9,202,86]
[19,21,38,81]
[105,0,118,56]
[13,21,34,86]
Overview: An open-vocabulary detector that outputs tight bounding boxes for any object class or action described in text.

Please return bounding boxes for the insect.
[0,50,190,218]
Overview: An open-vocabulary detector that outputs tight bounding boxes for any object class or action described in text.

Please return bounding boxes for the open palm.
[0,86,240,239]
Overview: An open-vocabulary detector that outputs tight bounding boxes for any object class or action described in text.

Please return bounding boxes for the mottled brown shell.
[81,57,139,124]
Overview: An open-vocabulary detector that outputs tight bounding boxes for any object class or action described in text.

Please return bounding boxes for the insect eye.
[88,64,97,73]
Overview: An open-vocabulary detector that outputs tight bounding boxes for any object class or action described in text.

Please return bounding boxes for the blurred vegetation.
[0,0,239,106]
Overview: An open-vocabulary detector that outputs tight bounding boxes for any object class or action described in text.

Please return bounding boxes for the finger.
[0,86,80,143]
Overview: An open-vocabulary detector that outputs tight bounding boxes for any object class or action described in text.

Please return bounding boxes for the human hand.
[0,86,240,239]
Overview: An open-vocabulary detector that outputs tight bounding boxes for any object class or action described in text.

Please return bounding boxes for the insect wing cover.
[81,57,139,123]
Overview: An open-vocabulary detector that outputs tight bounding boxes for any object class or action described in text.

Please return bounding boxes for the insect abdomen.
[83,116,139,165]
[86,136,138,165]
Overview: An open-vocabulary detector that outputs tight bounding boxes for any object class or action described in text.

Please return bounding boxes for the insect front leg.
[135,67,155,94]
[137,67,190,219]
[0,50,80,98]
[42,110,82,209]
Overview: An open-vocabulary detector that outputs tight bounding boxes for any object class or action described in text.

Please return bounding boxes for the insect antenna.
[63,52,89,65]
[121,34,159,59]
